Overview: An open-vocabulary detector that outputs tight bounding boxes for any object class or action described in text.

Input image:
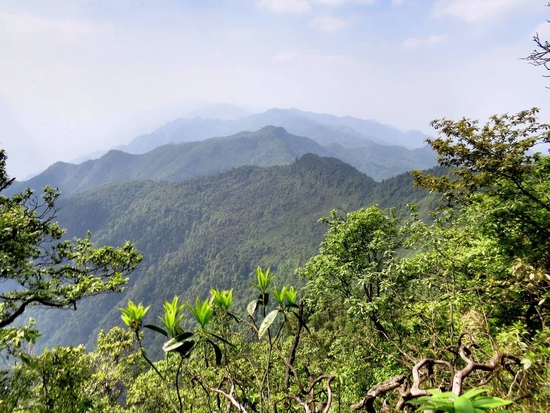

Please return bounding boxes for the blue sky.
[1,0,548,178]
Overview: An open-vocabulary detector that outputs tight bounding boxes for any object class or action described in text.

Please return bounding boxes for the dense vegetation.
[30,153,431,351]
[1,106,549,412]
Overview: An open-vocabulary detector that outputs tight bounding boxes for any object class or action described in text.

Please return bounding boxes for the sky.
[1,0,549,179]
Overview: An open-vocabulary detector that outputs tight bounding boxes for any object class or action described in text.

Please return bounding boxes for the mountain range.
[120,107,428,154]
[13,125,435,197]
[8,106,440,353]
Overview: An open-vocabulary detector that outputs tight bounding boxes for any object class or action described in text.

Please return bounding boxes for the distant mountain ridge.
[118,107,428,155]
[11,126,435,196]
[10,127,328,196]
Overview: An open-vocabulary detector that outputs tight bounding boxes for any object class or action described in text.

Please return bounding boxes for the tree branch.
[352,374,406,412]
[0,296,65,328]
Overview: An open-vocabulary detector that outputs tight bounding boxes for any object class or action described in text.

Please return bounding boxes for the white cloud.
[402,34,447,49]
[310,16,348,31]
[257,0,311,14]
[432,0,529,23]
[391,0,404,6]
[0,12,109,42]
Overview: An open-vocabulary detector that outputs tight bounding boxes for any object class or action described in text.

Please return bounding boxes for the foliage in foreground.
[1,109,550,412]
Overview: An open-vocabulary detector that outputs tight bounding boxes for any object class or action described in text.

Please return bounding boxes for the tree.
[409,110,550,411]
[0,149,142,362]
[296,110,550,411]
[411,108,550,271]
[526,4,550,81]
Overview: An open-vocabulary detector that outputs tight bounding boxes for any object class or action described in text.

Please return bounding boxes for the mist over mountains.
[11,107,435,196]
[120,107,428,155]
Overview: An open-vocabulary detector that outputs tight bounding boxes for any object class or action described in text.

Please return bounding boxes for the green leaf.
[158,296,185,338]
[144,324,168,337]
[258,309,279,339]
[188,297,213,328]
[210,289,233,310]
[162,338,184,353]
[454,395,475,413]
[284,286,298,305]
[461,388,488,399]
[119,301,150,331]
[247,300,258,317]
[471,397,512,409]
[252,267,274,294]
[271,286,286,307]
[20,353,37,368]
[207,339,223,365]
[175,340,195,358]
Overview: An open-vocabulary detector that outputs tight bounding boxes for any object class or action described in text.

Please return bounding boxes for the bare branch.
[203,377,248,413]
[352,374,407,412]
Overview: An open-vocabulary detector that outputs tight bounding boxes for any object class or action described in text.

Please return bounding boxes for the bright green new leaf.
[454,395,475,413]
[188,297,214,328]
[251,267,274,294]
[120,300,150,331]
[158,296,185,337]
[271,286,286,307]
[210,289,233,311]
[462,388,491,400]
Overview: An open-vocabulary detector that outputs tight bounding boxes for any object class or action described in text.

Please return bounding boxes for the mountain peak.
[259,125,288,134]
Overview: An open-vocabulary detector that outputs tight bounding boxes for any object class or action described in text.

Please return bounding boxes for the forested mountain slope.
[10,127,328,196]
[31,154,432,351]
[11,126,435,197]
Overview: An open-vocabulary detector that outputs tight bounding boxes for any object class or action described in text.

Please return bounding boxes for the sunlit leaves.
[187,297,214,329]
[301,205,405,314]
[158,296,185,338]
[251,267,274,305]
[120,300,150,331]
[271,285,298,309]
[408,388,512,412]
[210,289,233,311]
[412,109,550,270]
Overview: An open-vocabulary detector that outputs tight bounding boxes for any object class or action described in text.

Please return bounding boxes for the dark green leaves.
[162,332,196,358]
